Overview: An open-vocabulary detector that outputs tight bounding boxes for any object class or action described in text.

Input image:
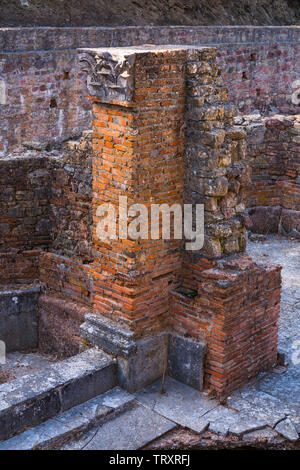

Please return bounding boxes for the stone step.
[0,348,117,441]
[0,387,134,450]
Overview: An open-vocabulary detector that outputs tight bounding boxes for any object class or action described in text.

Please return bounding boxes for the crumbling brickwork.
[0,154,51,287]
[38,132,94,357]
[0,154,51,252]
[0,132,94,356]
[171,256,281,397]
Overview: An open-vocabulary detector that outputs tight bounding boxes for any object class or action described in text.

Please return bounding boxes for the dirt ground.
[0,0,299,27]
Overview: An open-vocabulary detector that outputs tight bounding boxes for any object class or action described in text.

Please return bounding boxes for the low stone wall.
[0,26,299,154]
[242,114,300,235]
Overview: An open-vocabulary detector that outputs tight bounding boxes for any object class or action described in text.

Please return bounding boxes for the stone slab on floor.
[275,418,299,442]
[135,377,218,433]
[197,405,268,436]
[63,402,176,450]
[0,387,134,450]
[227,388,293,425]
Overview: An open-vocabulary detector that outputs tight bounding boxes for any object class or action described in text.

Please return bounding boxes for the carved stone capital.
[78,48,136,104]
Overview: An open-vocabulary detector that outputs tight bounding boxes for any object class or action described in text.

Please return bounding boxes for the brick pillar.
[78,46,186,391]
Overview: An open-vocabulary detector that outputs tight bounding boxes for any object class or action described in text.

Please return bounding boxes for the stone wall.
[242,114,300,235]
[184,47,250,258]
[39,133,94,357]
[48,131,93,262]
[0,26,299,154]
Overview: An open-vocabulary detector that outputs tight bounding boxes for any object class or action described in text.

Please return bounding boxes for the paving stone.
[135,377,218,433]
[227,389,288,426]
[197,406,267,436]
[275,418,299,442]
[81,403,176,450]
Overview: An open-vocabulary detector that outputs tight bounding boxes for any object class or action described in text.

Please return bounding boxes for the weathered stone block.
[0,287,40,353]
[168,334,207,391]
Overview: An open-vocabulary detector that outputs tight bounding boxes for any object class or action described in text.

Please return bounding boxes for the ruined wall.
[0,26,299,154]
[168,46,280,397]
[184,47,250,258]
[0,132,94,356]
[171,256,281,397]
[242,114,300,235]
[77,44,281,397]
[0,286,40,353]
[48,130,93,262]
